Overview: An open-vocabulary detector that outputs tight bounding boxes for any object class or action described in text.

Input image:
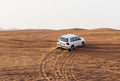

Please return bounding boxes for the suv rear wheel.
[68,45,74,51]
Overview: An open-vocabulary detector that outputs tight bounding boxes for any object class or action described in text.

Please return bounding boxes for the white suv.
[57,34,85,51]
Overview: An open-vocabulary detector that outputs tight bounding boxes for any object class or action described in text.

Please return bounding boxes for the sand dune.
[0,28,120,81]
[89,28,118,31]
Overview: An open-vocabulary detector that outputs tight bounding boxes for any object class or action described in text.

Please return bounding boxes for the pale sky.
[0,0,120,29]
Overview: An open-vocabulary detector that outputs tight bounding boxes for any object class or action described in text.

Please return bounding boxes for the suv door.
[76,36,82,46]
[70,37,78,47]
[70,37,74,46]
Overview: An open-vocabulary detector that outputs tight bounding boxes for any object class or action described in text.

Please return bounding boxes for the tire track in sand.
[69,53,80,81]
[39,50,51,81]
[61,52,78,81]
[53,50,78,81]
[39,48,67,81]
[39,48,79,81]
[52,49,68,81]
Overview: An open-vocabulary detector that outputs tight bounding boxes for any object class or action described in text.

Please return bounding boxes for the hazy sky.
[0,0,120,29]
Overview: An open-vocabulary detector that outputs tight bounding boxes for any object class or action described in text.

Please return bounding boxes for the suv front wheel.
[81,42,85,47]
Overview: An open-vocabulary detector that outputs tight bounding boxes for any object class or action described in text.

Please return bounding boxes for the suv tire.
[68,45,74,51]
[81,42,85,47]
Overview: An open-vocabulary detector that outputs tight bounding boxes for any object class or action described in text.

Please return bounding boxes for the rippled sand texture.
[0,28,120,81]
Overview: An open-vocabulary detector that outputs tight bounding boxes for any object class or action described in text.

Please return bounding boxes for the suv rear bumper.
[57,44,69,49]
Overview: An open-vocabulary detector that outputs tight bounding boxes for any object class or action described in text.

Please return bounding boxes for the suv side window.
[70,37,77,42]
[76,36,81,40]
[70,38,74,42]
[73,37,77,41]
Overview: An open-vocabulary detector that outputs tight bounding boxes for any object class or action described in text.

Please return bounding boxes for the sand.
[0,29,120,81]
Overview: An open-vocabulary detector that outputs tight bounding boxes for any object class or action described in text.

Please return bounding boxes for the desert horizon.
[0,28,120,81]
[0,27,120,31]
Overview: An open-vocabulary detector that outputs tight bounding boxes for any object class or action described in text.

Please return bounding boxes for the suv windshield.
[60,37,68,42]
